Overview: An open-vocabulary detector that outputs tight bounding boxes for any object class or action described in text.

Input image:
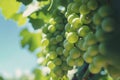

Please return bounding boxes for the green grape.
[66,32,79,43]
[56,47,64,55]
[72,18,82,29]
[67,3,73,13]
[75,57,84,66]
[77,25,91,37]
[42,25,48,33]
[47,61,55,69]
[101,17,115,32]
[84,32,97,46]
[70,47,81,59]
[56,24,64,31]
[83,52,93,63]
[61,62,70,71]
[98,42,107,55]
[49,45,57,51]
[46,33,52,39]
[80,15,92,24]
[87,44,98,56]
[93,55,106,67]
[50,37,57,44]
[41,38,49,47]
[56,35,63,42]
[48,25,56,33]
[63,49,69,57]
[71,2,80,13]
[53,66,63,77]
[67,13,79,24]
[49,51,57,59]
[74,0,82,3]
[87,0,98,10]
[93,13,102,25]
[53,58,62,66]
[63,41,74,51]
[76,39,86,51]
[65,12,69,18]
[65,23,71,32]
[49,18,56,25]
[54,17,63,23]
[66,56,75,66]
[98,5,113,17]
[88,63,101,74]
[95,28,107,42]
[79,4,90,15]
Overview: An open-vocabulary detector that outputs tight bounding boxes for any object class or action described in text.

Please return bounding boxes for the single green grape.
[83,52,93,63]
[70,47,81,59]
[93,13,102,25]
[79,4,90,15]
[48,25,56,33]
[63,40,74,51]
[87,0,98,10]
[66,32,79,43]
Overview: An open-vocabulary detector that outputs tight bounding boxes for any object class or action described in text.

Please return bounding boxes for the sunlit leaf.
[0,0,21,19]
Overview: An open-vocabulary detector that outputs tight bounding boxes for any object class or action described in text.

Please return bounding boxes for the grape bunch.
[64,0,120,79]
[24,0,120,79]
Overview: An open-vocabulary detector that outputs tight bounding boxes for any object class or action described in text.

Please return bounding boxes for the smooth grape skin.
[87,0,98,10]
[48,25,56,33]
[79,4,90,15]
[87,45,98,56]
[77,25,91,37]
[71,2,80,13]
[53,58,62,66]
[83,52,93,63]
[98,42,107,55]
[72,18,81,29]
[70,47,81,59]
[93,13,102,26]
[49,51,57,59]
[101,17,115,32]
[63,41,74,51]
[41,38,49,47]
[98,5,113,17]
[67,13,79,24]
[66,32,79,43]
[66,56,75,66]
[75,57,84,66]
[88,63,101,74]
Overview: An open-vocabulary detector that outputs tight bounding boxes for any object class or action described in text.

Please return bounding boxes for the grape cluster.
[35,0,120,79]
[64,0,120,79]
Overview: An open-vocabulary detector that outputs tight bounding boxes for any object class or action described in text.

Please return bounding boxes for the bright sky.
[0,13,37,78]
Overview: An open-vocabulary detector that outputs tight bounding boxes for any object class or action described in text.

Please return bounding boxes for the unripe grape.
[65,23,71,32]
[79,4,90,15]
[56,47,64,55]
[88,63,101,74]
[47,61,55,69]
[66,56,75,66]
[83,52,93,63]
[63,49,69,57]
[71,2,80,13]
[53,58,62,66]
[87,0,98,10]
[67,13,79,24]
[80,15,92,24]
[66,32,79,43]
[84,32,97,46]
[56,35,63,42]
[95,28,107,42]
[75,57,84,66]
[48,25,56,33]
[72,18,82,29]
[93,55,106,67]
[70,47,81,59]
[63,41,74,51]
[87,45,99,56]
[98,5,113,17]
[41,38,49,47]
[101,17,115,32]
[49,51,57,59]
[78,25,91,37]
[93,13,102,26]
[98,42,107,55]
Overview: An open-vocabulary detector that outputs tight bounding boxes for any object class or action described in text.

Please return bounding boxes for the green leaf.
[29,18,44,30]
[11,13,27,26]
[0,0,21,19]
